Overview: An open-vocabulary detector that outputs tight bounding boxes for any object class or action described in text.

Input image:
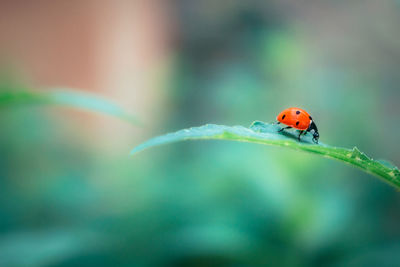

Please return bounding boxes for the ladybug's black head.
[308,121,319,144]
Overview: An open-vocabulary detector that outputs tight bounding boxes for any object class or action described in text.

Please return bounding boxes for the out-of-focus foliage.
[1,1,400,267]
[0,89,138,124]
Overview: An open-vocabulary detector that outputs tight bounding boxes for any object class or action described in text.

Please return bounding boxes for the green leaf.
[131,121,400,190]
[0,89,140,124]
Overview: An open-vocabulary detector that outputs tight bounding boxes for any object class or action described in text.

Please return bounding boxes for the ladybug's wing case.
[295,112,311,130]
[277,107,311,130]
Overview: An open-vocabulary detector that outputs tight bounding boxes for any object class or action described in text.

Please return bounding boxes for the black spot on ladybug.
[296,121,300,126]
[296,111,300,115]
[309,116,312,120]
[282,114,286,120]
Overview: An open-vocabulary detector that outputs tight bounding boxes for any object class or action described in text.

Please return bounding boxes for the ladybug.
[276,107,319,144]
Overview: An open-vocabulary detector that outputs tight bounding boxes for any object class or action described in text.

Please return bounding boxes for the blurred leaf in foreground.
[0,229,102,267]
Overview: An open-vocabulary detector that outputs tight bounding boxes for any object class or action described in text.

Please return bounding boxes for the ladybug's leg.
[278,126,291,133]
[298,131,304,141]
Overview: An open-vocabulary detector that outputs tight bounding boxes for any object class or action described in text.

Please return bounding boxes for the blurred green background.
[0,1,399,266]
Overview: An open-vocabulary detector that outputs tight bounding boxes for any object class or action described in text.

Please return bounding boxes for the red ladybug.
[276,107,319,143]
